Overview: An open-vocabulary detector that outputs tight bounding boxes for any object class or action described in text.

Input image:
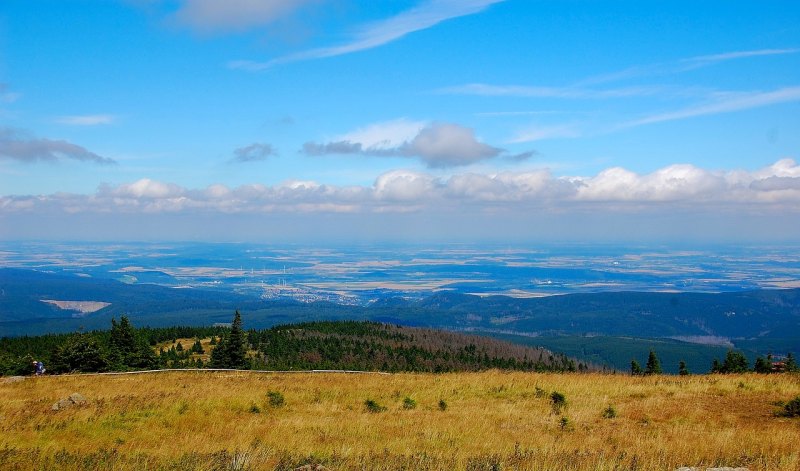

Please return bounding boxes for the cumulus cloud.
[55,115,115,126]
[304,122,503,168]
[3,160,800,217]
[172,0,315,34]
[0,127,115,165]
[232,143,277,163]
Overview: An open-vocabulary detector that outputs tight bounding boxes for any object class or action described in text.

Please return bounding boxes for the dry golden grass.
[1,371,799,470]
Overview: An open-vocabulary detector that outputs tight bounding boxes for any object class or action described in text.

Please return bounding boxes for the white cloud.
[230,0,505,70]
[509,124,581,143]
[304,122,504,168]
[55,115,115,126]
[110,178,184,199]
[4,160,800,217]
[373,170,439,202]
[580,48,799,86]
[173,0,315,34]
[337,119,426,150]
[439,83,661,99]
[627,86,800,127]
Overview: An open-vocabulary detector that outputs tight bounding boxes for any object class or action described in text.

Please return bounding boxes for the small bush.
[602,405,617,419]
[402,397,417,410]
[438,399,448,411]
[779,396,800,417]
[249,403,260,414]
[559,416,571,430]
[364,399,387,413]
[267,391,285,408]
[550,391,567,414]
[534,386,547,398]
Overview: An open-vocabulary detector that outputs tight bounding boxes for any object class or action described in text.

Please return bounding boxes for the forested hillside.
[0,317,583,375]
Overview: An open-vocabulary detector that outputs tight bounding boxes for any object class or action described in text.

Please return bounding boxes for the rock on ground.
[51,393,88,411]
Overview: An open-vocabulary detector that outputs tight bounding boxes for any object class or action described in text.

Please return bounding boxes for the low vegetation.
[1,370,798,470]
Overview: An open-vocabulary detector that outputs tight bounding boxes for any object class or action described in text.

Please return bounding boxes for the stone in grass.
[51,393,88,411]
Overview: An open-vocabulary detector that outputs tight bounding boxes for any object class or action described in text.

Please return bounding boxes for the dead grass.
[1,371,798,470]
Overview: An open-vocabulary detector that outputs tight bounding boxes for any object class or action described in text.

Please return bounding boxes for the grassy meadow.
[1,370,799,470]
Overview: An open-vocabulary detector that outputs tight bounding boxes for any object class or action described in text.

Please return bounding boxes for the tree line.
[630,349,798,375]
[1,312,584,375]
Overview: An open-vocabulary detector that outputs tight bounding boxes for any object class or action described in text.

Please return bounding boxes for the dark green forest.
[0,314,584,375]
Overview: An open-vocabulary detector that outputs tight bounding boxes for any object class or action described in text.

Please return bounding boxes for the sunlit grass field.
[2,371,799,470]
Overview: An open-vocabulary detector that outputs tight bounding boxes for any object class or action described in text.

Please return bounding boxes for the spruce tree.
[210,311,248,369]
[678,360,689,376]
[630,359,643,376]
[109,316,157,370]
[645,350,662,375]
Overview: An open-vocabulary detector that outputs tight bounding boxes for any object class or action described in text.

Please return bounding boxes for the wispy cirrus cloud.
[0,127,115,165]
[438,83,663,99]
[579,48,799,86]
[508,124,581,143]
[229,0,506,70]
[55,114,115,126]
[626,86,800,127]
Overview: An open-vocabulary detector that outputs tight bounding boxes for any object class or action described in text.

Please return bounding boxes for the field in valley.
[1,370,799,470]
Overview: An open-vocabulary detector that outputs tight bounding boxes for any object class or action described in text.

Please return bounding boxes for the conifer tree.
[630,359,642,376]
[109,316,157,370]
[645,350,662,375]
[210,311,248,369]
[678,360,689,376]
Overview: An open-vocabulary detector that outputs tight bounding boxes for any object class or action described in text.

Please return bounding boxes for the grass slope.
[1,371,799,470]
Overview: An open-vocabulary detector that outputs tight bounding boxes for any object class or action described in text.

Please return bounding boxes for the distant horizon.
[2,1,799,242]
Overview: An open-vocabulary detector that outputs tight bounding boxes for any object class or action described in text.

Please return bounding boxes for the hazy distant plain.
[2,242,798,306]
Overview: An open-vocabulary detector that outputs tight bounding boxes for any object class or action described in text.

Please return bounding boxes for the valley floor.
[1,371,799,470]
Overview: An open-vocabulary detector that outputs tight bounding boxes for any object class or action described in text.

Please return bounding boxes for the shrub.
[402,397,417,410]
[550,391,567,414]
[267,391,285,408]
[779,396,800,417]
[249,403,261,414]
[438,399,448,411]
[559,416,571,430]
[364,399,387,413]
[602,405,617,419]
[534,386,547,398]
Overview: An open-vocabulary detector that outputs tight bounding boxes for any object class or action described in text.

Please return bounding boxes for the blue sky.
[1,0,799,242]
